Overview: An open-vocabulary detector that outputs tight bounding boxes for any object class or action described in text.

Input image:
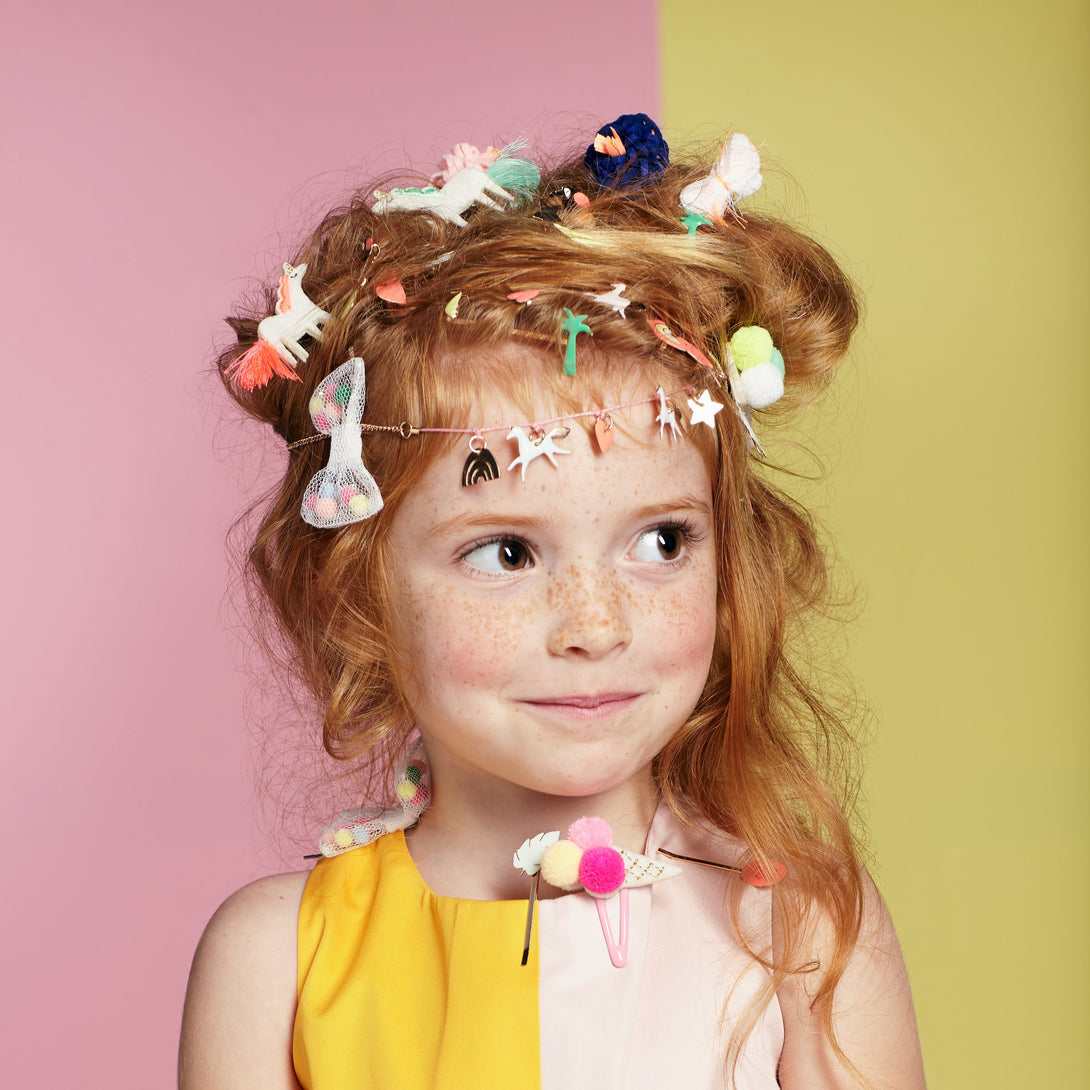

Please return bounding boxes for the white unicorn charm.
[506,426,571,481]
[655,386,682,440]
[226,262,330,389]
[372,167,515,227]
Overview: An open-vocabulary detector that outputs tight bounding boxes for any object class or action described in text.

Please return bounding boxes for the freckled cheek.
[397,585,528,691]
[645,576,718,673]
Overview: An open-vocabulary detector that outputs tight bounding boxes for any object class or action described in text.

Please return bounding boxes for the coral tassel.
[226,340,301,390]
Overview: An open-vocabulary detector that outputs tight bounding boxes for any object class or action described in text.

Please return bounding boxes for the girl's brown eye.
[656,529,682,559]
[462,538,532,573]
[633,526,684,563]
[498,541,528,570]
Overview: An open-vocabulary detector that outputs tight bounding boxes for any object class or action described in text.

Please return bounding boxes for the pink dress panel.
[537,804,783,1089]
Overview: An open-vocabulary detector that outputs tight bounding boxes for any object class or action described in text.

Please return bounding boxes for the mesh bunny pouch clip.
[300,357,384,528]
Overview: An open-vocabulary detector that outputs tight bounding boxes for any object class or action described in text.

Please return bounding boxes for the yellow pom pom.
[348,495,370,515]
[541,839,583,890]
[730,326,774,372]
[333,828,354,849]
[396,780,416,801]
[309,396,325,417]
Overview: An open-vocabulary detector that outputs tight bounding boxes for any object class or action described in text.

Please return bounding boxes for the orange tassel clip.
[226,340,303,391]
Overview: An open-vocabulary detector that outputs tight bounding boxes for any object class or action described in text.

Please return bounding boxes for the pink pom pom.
[339,486,358,504]
[315,497,338,521]
[304,494,319,510]
[567,816,612,849]
[579,845,626,896]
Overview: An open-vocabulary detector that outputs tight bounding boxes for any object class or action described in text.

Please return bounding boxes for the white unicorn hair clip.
[227,263,330,390]
[300,357,384,528]
[679,132,763,221]
[371,142,541,227]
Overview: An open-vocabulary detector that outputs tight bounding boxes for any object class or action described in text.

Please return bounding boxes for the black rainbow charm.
[461,446,500,486]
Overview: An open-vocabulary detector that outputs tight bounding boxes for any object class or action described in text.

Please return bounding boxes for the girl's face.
[385,380,718,805]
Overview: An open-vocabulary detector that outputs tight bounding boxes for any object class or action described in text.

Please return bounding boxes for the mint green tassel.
[487,155,541,201]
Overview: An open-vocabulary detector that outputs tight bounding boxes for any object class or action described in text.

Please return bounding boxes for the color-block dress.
[293,801,783,1089]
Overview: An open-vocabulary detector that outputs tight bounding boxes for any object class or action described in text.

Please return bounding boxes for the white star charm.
[507,426,572,481]
[655,386,682,440]
[590,283,630,318]
[687,389,724,429]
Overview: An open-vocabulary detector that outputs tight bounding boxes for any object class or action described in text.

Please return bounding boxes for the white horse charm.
[506,426,571,481]
[259,262,329,365]
[226,262,330,389]
[372,166,515,227]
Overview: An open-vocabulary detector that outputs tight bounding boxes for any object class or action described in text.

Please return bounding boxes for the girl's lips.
[520,693,642,719]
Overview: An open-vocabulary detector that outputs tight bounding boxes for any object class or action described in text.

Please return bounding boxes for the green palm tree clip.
[560,308,592,376]
[680,210,712,236]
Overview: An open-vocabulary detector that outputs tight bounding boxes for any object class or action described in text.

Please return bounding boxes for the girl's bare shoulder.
[179,871,310,1090]
[776,873,926,1089]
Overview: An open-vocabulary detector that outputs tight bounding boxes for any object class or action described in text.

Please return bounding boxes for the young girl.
[180,114,925,1089]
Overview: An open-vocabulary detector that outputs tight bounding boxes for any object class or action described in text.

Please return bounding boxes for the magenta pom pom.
[567,815,613,849]
[579,845,626,896]
[339,486,358,504]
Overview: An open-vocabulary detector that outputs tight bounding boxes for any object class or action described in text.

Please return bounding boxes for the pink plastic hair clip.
[518,817,681,969]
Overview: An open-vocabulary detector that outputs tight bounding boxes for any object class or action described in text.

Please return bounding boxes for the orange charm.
[594,416,614,454]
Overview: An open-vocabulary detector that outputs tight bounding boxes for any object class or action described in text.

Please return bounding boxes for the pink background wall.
[1,4,658,1084]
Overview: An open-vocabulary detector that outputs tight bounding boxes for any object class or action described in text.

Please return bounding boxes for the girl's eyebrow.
[429,494,713,539]
[629,494,713,521]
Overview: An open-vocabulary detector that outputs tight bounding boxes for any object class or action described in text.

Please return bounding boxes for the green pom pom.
[334,382,352,407]
[404,764,422,786]
[730,326,774,372]
[770,348,785,376]
[486,155,541,201]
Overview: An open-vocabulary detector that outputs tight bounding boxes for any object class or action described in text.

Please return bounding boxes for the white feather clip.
[513,830,561,875]
[679,132,763,220]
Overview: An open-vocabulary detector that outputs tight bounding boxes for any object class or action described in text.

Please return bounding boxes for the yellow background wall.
[660,1,1088,1084]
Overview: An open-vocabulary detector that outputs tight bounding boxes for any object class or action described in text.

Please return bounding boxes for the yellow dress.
[294,806,783,1090]
[295,830,538,1089]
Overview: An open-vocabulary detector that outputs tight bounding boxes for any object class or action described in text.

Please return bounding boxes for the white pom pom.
[737,362,784,410]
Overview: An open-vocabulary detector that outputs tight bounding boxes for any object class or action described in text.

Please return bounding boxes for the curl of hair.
[218,146,864,1080]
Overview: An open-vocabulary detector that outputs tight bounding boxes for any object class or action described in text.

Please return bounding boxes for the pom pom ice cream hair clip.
[515,818,681,969]
[226,263,330,390]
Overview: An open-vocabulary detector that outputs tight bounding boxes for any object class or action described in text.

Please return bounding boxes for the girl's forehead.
[431,342,686,428]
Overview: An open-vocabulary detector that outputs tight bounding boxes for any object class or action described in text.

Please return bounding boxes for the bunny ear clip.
[679,132,763,222]
[301,358,384,528]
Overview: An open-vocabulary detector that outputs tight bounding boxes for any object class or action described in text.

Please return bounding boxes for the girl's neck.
[404,765,660,901]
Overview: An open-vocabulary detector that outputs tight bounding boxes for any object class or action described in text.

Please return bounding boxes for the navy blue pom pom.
[584,113,670,188]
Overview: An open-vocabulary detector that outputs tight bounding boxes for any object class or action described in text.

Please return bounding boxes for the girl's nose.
[546,567,633,659]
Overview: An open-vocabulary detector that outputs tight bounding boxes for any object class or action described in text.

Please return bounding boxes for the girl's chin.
[510,764,656,805]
